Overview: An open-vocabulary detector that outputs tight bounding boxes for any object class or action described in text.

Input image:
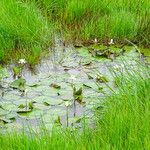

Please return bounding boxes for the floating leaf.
[29,102,33,110]
[0,112,16,124]
[50,83,61,89]
[18,104,25,109]
[54,116,62,125]
[0,117,12,123]
[43,102,50,106]
[10,78,26,91]
[83,84,92,89]
[96,74,108,83]
[12,67,22,79]
[28,84,39,88]
[73,87,82,96]
[73,87,83,103]
[69,117,82,125]
[17,108,32,114]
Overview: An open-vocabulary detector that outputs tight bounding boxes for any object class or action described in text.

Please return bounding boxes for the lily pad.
[17,108,32,114]
[50,83,61,89]
[96,74,108,83]
[10,78,26,91]
[0,112,16,123]
[33,103,50,110]
[69,116,82,125]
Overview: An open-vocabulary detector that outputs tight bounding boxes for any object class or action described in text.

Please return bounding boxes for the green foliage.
[0,65,6,81]
[0,0,53,64]
[0,66,150,149]
[0,0,150,64]
[10,78,26,91]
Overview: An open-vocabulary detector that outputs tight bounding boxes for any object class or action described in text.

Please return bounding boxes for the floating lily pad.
[17,108,32,114]
[18,109,44,119]
[32,95,62,106]
[50,83,61,89]
[42,109,65,123]
[0,112,16,123]
[1,103,19,111]
[96,73,108,83]
[69,116,82,125]
[33,103,50,110]
[28,83,40,87]
[10,78,26,91]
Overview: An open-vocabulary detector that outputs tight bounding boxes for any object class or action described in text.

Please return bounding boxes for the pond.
[0,43,149,132]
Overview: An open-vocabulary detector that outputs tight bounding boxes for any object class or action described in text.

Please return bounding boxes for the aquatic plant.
[0,64,149,149]
[64,101,70,127]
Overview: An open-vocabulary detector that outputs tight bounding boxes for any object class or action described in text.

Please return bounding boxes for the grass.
[0,0,52,64]
[0,0,150,64]
[0,64,150,149]
[52,0,150,45]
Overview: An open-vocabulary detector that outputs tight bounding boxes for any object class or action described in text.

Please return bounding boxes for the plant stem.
[66,106,69,127]
[73,99,76,117]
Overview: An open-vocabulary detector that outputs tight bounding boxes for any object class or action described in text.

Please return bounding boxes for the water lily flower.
[18,59,26,64]
[108,39,114,45]
[65,101,70,107]
[70,75,76,81]
[94,38,98,43]
[24,89,28,95]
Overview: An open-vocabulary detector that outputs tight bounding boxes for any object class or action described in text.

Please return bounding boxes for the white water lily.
[108,39,114,45]
[18,59,26,64]
[24,89,28,95]
[65,101,70,107]
[94,38,98,43]
[70,75,76,81]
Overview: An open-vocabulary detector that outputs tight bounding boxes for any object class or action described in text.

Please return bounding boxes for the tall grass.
[0,0,150,63]
[41,0,150,45]
[0,64,150,149]
[19,0,150,45]
[0,0,52,64]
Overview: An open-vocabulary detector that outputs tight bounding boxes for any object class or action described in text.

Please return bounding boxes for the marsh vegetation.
[0,0,150,149]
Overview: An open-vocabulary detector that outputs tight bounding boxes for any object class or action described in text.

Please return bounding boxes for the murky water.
[0,43,149,131]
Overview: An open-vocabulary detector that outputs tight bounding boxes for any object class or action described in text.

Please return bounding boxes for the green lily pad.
[0,112,16,123]
[28,83,40,88]
[1,103,19,111]
[0,108,8,116]
[12,67,22,78]
[2,93,20,101]
[10,78,26,91]
[96,74,108,83]
[18,109,44,119]
[69,116,82,125]
[32,96,62,106]
[42,109,65,123]
[50,83,61,89]
[33,103,50,110]
[17,107,32,114]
